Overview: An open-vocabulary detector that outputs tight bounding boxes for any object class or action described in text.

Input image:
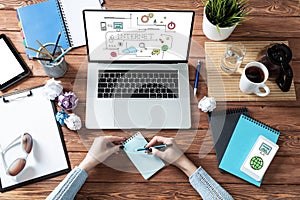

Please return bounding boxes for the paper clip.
[3,90,32,103]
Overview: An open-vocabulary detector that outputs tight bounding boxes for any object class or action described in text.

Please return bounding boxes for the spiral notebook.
[208,108,248,165]
[122,132,165,180]
[219,114,280,187]
[16,0,103,58]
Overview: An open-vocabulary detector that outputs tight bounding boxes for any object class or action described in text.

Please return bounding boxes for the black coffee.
[245,66,265,83]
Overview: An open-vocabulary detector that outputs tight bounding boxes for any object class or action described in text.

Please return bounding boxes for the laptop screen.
[83,10,195,63]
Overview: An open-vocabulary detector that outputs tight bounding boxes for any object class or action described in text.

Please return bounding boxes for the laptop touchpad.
[113,100,167,129]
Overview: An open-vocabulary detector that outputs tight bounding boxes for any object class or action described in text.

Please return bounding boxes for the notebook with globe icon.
[219,114,280,187]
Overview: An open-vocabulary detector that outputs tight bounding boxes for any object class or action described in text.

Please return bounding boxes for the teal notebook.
[123,132,165,179]
[16,0,102,58]
[219,114,280,187]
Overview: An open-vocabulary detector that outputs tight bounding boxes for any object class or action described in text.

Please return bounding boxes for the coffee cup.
[239,61,270,97]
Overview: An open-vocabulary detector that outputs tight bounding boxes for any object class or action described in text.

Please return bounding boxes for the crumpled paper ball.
[58,91,79,110]
[56,110,69,125]
[64,113,82,131]
[42,78,63,100]
[198,96,216,112]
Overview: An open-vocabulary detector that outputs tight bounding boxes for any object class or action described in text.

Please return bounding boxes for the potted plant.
[202,0,250,41]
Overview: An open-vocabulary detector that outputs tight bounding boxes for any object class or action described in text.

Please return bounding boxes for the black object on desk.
[208,108,248,166]
[0,34,30,91]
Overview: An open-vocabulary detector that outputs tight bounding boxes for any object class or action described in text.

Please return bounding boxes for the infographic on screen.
[84,11,194,61]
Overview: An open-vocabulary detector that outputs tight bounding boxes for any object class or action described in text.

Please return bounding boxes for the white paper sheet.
[0,86,69,190]
[58,0,104,47]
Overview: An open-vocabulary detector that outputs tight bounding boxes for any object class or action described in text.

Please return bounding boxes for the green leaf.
[203,0,250,28]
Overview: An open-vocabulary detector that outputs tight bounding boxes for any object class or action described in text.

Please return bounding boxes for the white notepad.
[123,132,165,179]
[57,0,104,47]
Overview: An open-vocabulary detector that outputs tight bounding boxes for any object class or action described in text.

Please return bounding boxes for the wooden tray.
[205,41,296,101]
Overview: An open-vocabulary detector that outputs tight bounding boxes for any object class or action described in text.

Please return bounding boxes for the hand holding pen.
[137,143,173,151]
[144,136,184,164]
[145,136,197,177]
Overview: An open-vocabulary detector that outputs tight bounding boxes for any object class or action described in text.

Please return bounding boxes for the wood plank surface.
[0,0,300,199]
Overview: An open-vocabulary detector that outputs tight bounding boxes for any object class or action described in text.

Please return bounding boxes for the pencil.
[36,40,54,60]
[25,46,50,56]
[50,47,72,64]
[52,32,61,56]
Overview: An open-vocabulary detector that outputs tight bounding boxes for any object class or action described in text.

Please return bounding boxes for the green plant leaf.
[203,0,250,28]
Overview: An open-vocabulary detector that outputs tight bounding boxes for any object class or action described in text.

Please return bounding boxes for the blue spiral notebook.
[16,0,103,58]
[122,132,165,179]
[219,114,280,187]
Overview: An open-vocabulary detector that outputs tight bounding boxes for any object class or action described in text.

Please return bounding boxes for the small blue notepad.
[219,114,280,187]
[123,132,165,179]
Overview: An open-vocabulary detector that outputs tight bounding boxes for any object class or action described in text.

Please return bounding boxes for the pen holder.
[37,43,67,78]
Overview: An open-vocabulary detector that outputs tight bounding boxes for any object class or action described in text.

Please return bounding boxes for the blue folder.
[17,0,70,58]
[219,114,280,187]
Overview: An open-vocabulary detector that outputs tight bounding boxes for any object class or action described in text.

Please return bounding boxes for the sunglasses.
[0,133,33,176]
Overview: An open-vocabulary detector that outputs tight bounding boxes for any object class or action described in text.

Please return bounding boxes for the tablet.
[0,34,30,91]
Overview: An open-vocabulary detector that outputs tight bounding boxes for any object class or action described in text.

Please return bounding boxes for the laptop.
[83,10,195,129]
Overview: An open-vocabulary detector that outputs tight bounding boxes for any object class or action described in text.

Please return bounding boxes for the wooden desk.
[0,0,300,199]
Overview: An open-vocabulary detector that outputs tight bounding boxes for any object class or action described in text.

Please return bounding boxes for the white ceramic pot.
[202,7,237,41]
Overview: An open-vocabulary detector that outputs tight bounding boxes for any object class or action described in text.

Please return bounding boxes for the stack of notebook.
[209,108,249,164]
[209,108,280,187]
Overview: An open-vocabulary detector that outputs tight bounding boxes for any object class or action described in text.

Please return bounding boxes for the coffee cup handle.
[255,84,270,97]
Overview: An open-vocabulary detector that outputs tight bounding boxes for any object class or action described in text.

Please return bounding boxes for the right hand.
[145,136,183,165]
[145,136,197,177]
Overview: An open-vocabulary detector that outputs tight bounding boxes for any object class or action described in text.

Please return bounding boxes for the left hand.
[79,135,125,172]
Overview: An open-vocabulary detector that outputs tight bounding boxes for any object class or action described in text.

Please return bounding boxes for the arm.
[46,136,125,200]
[146,136,234,200]
[45,167,88,200]
[189,167,234,200]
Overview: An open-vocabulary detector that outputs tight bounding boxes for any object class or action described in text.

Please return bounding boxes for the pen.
[36,40,54,60]
[50,47,72,64]
[32,57,53,61]
[52,32,61,56]
[194,59,201,96]
[136,143,173,151]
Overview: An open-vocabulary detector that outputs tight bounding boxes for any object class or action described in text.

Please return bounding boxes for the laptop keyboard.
[98,70,179,98]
